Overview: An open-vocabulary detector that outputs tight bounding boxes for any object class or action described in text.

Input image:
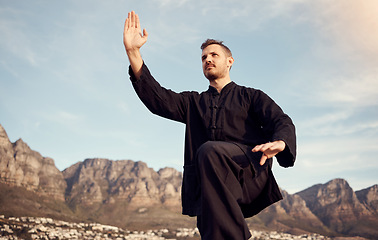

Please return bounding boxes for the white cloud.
[299,110,351,136]
[318,73,378,107]
[281,1,378,109]
[145,0,309,39]
[309,0,378,60]
[299,108,378,137]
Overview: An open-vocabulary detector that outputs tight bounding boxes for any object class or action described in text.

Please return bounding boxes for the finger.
[128,12,132,28]
[252,144,263,152]
[260,143,273,152]
[135,13,140,29]
[252,143,272,153]
[260,154,268,166]
[125,13,129,30]
[125,17,130,32]
[130,11,135,28]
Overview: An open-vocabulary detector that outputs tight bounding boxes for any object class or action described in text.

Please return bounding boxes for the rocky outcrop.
[157,167,182,207]
[0,124,66,201]
[257,181,378,238]
[260,190,329,234]
[297,179,376,237]
[356,184,378,215]
[63,158,182,209]
[62,158,183,230]
[298,179,370,222]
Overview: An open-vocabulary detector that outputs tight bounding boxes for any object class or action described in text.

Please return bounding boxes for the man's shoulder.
[232,82,262,95]
[236,82,259,90]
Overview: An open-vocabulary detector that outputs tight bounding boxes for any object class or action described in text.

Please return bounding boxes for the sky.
[1,0,377,194]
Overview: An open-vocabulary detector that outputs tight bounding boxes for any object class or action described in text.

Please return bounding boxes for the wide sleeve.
[129,63,189,123]
[252,90,297,168]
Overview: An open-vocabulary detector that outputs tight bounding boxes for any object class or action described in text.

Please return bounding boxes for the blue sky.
[1,0,377,194]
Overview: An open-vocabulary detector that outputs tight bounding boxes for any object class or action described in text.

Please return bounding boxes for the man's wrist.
[126,48,143,80]
[126,48,141,58]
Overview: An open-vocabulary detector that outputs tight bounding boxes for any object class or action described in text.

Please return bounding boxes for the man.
[124,11,296,240]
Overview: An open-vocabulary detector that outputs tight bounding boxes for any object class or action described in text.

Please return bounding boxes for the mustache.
[205,63,215,69]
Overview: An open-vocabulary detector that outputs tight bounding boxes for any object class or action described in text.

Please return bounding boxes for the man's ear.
[227,56,234,69]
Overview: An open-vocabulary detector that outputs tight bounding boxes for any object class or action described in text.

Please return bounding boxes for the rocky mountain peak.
[0,124,7,137]
[63,158,182,209]
[356,184,378,214]
[0,125,66,200]
[0,124,12,149]
[297,178,371,233]
[14,138,31,150]
[318,178,354,205]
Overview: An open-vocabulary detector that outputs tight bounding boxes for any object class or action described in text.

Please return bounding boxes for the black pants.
[196,141,269,240]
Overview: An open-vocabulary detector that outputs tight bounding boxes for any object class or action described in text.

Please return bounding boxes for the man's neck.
[209,77,232,93]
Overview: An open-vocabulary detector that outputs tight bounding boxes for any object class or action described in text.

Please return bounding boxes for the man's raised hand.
[123,11,148,52]
[124,11,147,80]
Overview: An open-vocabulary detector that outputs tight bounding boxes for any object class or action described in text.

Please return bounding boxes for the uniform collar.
[208,81,235,95]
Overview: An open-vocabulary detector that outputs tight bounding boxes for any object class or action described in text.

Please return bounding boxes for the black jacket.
[129,63,296,217]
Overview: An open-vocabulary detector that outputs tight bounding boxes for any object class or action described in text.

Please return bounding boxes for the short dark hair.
[200,39,232,57]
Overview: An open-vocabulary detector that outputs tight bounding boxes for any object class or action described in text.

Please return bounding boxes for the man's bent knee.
[196,141,225,168]
[197,141,227,158]
[196,141,239,169]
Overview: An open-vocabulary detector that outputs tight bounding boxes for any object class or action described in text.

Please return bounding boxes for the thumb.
[142,28,148,39]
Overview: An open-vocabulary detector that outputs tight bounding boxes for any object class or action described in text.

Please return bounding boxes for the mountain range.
[0,124,377,239]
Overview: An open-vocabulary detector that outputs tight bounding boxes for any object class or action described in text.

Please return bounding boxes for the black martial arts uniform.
[129,63,296,239]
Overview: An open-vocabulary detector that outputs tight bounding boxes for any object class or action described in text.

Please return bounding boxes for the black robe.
[129,63,296,217]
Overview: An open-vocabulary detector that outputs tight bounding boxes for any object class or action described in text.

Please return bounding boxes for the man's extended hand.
[123,11,148,52]
[252,140,286,166]
[123,11,148,79]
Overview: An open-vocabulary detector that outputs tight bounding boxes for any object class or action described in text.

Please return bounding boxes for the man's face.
[201,44,233,81]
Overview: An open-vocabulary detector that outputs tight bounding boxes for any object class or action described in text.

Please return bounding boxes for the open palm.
[123,11,148,51]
